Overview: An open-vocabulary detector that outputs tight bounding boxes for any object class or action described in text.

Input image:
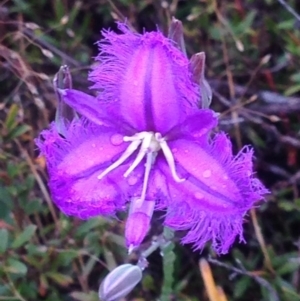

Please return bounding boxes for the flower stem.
[160,227,175,301]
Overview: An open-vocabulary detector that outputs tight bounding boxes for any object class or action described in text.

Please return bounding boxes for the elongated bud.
[53,65,77,135]
[189,52,212,108]
[99,264,142,301]
[125,199,155,252]
[168,17,186,56]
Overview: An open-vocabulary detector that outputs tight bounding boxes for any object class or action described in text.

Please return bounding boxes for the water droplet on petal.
[202,169,211,178]
[223,175,229,180]
[194,192,204,200]
[110,134,123,146]
[171,148,178,153]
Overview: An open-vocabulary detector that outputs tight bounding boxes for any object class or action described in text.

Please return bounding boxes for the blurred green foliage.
[1,0,300,300]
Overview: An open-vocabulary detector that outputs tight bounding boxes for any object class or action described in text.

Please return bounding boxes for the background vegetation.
[1,0,300,300]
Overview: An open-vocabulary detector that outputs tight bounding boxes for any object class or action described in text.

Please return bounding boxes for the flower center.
[98,131,184,204]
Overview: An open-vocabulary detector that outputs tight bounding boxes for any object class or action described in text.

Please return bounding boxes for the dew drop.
[202,169,211,178]
[127,176,138,186]
[110,134,123,146]
[223,175,229,180]
[194,192,204,200]
[171,148,178,153]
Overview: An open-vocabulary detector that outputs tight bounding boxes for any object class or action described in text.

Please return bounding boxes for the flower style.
[37,21,268,254]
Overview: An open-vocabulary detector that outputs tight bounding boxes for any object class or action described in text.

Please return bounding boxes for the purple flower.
[37,21,268,254]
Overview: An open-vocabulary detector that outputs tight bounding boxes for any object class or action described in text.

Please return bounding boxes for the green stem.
[160,227,175,301]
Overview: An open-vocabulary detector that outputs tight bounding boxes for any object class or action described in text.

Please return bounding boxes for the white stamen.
[97,139,142,179]
[140,153,154,202]
[156,133,185,182]
[123,132,153,177]
[128,244,135,254]
[98,131,185,204]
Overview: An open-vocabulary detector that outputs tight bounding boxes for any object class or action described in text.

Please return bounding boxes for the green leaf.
[276,278,300,301]
[6,258,28,275]
[22,199,44,215]
[276,260,300,275]
[55,250,78,267]
[75,218,102,237]
[277,19,295,30]
[291,72,300,82]
[70,291,99,301]
[12,224,37,249]
[0,229,9,253]
[278,200,297,212]
[234,277,251,298]
[46,272,73,287]
[284,84,300,96]
[234,11,257,35]
[4,104,18,131]
[8,124,31,139]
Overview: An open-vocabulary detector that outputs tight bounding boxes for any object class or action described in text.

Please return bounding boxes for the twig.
[276,0,300,23]
[213,0,242,149]
[199,259,222,301]
[22,28,80,67]
[14,140,60,229]
[214,90,300,150]
[208,258,279,301]
[250,209,275,274]
[210,79,300,114]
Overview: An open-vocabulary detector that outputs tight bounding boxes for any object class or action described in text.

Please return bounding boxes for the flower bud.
[53,65,78,135]
[125,199,155,251]
[189,52,212,108]
[99,264,142,301]
[168,17,186,55]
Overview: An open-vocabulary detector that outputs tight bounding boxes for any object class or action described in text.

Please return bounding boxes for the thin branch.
[277,0,300,22]
[208,258,280,301]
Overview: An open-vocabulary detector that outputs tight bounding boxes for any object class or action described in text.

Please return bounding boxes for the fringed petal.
[168,110,218,141]
[36,119,143,219]
[89,22,199,134]
[161,133,268,253]
[59,89,133,132]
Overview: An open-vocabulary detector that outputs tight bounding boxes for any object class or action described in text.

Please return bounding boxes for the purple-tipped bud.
[53,65,77,135]
[168,17,186,55]
[99,264,142,301]
[125,199,155,250]
[189,52,212,108]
